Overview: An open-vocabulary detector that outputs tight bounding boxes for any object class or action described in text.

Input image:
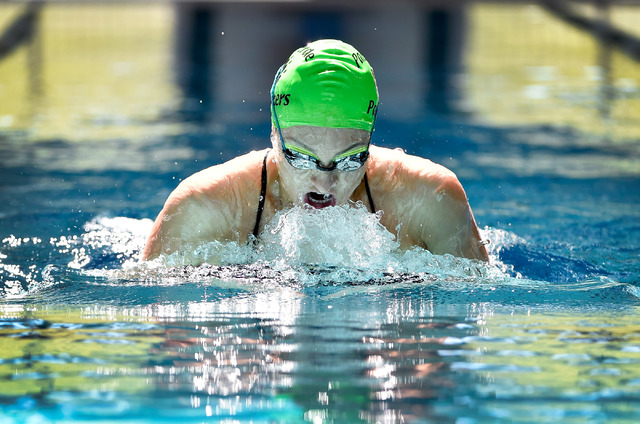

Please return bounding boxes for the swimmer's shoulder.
[368,146,465,201]
[170,148,269,201]
[369,145,449,174]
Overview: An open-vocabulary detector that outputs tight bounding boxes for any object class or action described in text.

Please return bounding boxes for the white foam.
[82,216,152,256]
[152,203,503,285]
[5,208,517,292]
[258,203,398,269]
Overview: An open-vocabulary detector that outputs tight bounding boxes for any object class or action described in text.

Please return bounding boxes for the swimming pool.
[1,2,640,423]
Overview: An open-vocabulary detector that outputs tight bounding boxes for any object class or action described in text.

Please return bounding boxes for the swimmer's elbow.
[142,198,186,261]
[142,215,170,261]
[141,238,159,261]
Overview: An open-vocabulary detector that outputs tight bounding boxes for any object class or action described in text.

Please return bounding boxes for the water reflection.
[2,289,640,422]
[134,292,482,423]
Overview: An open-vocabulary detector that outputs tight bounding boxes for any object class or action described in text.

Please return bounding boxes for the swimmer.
[143,39,489,262]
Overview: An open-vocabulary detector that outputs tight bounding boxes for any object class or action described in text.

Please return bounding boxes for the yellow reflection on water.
[0,3,180,141]
[468,3,640,140]
[0,305,163,397]
[0,286,304,403]
[465,309,640,399]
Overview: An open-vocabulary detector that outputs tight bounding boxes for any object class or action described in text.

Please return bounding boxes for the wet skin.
[143,125,489,262]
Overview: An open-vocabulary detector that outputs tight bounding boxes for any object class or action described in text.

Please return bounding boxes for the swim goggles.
[281,142,370,172]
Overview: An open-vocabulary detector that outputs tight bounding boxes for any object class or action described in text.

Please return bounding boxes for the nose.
[311,170,337,193]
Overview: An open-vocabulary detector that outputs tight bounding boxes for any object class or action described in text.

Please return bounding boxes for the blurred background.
[2,0,639,138]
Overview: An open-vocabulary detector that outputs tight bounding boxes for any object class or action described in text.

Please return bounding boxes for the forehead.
[281,126,370,150]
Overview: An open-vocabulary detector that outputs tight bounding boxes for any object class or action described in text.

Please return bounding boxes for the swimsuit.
[252,150,376,239]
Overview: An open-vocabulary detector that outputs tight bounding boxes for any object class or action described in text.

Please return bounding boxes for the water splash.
[80,216,152,269]
[258,204,399,274]
[0,217,152,297]
[150,203,499,285]
[1,205,630,299]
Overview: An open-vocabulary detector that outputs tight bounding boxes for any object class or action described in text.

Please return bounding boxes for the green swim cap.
[270,39,379,132]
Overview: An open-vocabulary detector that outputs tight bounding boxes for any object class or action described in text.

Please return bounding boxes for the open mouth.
[304,192,336,209]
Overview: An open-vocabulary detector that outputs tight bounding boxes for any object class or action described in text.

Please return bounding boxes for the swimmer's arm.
[142,168,250,261]
[142,189,238,260]
[414,175,489,262]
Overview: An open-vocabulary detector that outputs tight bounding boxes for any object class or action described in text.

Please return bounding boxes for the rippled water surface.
[1,175,639,423]
[2,2,640,423]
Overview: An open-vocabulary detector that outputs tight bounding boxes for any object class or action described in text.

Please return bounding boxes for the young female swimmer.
[143,39,489,262]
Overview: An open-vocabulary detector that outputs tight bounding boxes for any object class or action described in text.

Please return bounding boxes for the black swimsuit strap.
[252,150,269,240]
[364,172,376,214]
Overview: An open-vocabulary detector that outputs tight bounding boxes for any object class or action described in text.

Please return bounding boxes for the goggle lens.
[283,145,369,172]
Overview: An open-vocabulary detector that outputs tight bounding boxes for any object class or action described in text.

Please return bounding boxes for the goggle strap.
[270,65,288,153]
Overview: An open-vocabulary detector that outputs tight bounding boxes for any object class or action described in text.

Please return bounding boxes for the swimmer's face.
[272,126,370,209]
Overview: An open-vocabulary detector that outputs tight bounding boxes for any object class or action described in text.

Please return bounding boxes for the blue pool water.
[2,112,639,423]
[2,4,640,422]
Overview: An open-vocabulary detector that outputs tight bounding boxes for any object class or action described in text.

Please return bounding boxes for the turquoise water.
[1,5,640,421]
[1,113,639,423]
